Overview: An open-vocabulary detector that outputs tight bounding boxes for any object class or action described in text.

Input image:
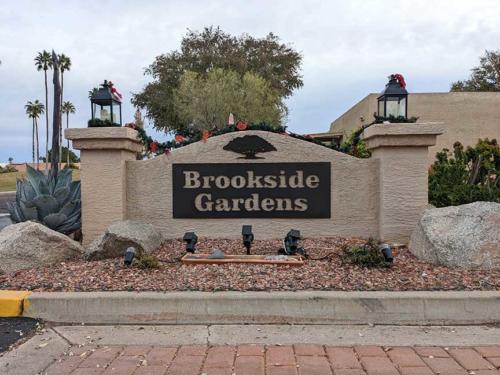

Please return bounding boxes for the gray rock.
[0,221,84,273]
[409,202,500,269]
[86,220,164,260]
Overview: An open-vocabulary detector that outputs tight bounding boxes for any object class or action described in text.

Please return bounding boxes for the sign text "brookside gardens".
[172,163,330,218]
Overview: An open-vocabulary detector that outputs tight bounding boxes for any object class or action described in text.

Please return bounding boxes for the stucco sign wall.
[66,124,443,245]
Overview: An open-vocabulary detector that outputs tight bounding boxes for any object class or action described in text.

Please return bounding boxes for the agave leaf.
[55,169,72,191]
[59,201,78,217]
[32,195,60,219]
[54,187,70,206]
[64,181,81,204]
[6,201,23,222]
[43,213,68,230]
[58,219,81,234]
[15,179,22,202]
[25,165,46,195]
[21,181,36,202]
[38,179,50,195]
[20,201,38,221]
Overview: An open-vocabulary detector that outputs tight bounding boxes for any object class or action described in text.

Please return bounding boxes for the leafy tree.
[429,139,500,207]
[451,50,500,92]
[132,26,303,133]
[8,157,13,164]
[35,50,52,170]
[62,101,76,165]
[25,100,45,169]
[174,69,285,130]
[44,147,80,164]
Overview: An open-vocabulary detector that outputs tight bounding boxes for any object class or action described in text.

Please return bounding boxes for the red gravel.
[1,238,498,292]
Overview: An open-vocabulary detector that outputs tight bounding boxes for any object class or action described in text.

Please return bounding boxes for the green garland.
[125,122,330,157]
[126,115,419,158]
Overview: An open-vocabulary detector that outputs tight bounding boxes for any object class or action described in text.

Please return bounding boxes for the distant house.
[311,92,500,165]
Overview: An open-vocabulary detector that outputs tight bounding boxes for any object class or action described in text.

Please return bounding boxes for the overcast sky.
[1,0,499,163]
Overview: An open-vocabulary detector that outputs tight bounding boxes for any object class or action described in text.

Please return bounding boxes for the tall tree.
[34,50,52,170]
[51,51,62,177]
[451,49,500,92]
[24,100,45,169]
[174,69,284,130]
[61,101,76,165]
[58,54,71,167]
[132,26,302,133]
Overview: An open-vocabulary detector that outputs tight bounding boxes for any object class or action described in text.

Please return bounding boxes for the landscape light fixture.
[380,243,393,263]
[281,229,306,256]
[124,247,136,266]
[183,232,198,253]
[89,80,122,127]
[377,74,408,119]
[242,225,254,255]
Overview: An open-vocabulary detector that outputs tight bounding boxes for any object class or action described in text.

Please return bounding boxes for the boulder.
[409,202,500,269]
[85,220,164,260]
[0,221,84,273]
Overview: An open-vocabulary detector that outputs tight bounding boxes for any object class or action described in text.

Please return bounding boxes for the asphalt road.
[0,318,39,353]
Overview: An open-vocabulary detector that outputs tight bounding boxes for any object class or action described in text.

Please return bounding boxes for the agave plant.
[7,165,81,234]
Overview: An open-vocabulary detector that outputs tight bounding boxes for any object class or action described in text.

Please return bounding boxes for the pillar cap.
[361,122,444,150]
[65,127,143,153]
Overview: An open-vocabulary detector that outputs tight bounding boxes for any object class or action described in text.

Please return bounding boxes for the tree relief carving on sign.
[223,135,277,159]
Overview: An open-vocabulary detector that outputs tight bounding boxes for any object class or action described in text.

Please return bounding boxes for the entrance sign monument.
[66,124,443,246]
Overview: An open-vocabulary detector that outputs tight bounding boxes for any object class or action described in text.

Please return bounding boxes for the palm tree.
[25,100,45,170]
[35,50,52,170]
[58,54,71,167]
[61,101,76,166]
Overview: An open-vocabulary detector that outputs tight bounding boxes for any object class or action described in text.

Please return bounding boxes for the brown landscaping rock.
[0,221,83,273]
[85,220,164,260]
[410,202,500,270]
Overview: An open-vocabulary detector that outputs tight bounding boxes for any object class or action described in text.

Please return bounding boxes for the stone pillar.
[362,123,443,244]
[65,127,142,246]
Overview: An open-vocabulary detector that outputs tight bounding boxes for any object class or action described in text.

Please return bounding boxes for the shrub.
[341,238,388,267]
[136,253,160,269]
[0,165,17,173]
[429,139,499,207]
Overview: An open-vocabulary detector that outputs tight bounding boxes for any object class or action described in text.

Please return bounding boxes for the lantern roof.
[378,76,408,98]
[91,80,121,105]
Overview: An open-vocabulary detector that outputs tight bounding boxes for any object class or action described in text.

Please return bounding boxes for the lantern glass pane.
[386,99,399,117]
[378,100,384,116]
[399,97,406,117]
[100,106,111,121]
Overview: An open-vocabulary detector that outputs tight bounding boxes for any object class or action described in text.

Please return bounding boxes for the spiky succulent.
[7,165,81,234]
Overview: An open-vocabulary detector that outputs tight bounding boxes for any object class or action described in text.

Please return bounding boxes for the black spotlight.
[183,232,198,253]
[380,243,393,263]
[124,247,136,266]
[242,225,254,255]
[281,229,306,256]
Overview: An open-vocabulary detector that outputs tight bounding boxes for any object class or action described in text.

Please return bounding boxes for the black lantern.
[89,80,122,127]
[377,74,408,119]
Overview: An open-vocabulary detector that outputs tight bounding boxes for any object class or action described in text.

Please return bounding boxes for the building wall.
[330,92,500,164]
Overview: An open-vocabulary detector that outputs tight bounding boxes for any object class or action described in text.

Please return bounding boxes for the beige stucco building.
[313,92,500,164]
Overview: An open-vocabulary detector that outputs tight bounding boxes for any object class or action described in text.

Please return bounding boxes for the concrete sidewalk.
[1,325,499,374]
[23,291,500,325]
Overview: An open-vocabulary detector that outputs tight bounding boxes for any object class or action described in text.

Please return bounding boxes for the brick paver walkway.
[43,345,500,375]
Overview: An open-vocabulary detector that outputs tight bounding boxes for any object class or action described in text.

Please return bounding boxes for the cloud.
[1,0,499,161]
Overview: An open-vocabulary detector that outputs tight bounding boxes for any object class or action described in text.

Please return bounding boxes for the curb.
[0,290,31,317]
[23,291,500,325]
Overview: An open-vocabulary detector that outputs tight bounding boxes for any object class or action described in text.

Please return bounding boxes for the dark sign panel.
[172,163,331,218]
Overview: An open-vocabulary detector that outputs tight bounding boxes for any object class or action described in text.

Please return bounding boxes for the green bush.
[341,238,388,268]
[429,139,499,207]
[136,253,160,269]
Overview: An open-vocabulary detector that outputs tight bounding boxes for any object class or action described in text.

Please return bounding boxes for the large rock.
[410,202,500,269]
[86,220,164,260]
[0,221,84,273]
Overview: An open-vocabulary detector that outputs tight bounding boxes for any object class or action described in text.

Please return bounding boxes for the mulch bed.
[0,238,498,292]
